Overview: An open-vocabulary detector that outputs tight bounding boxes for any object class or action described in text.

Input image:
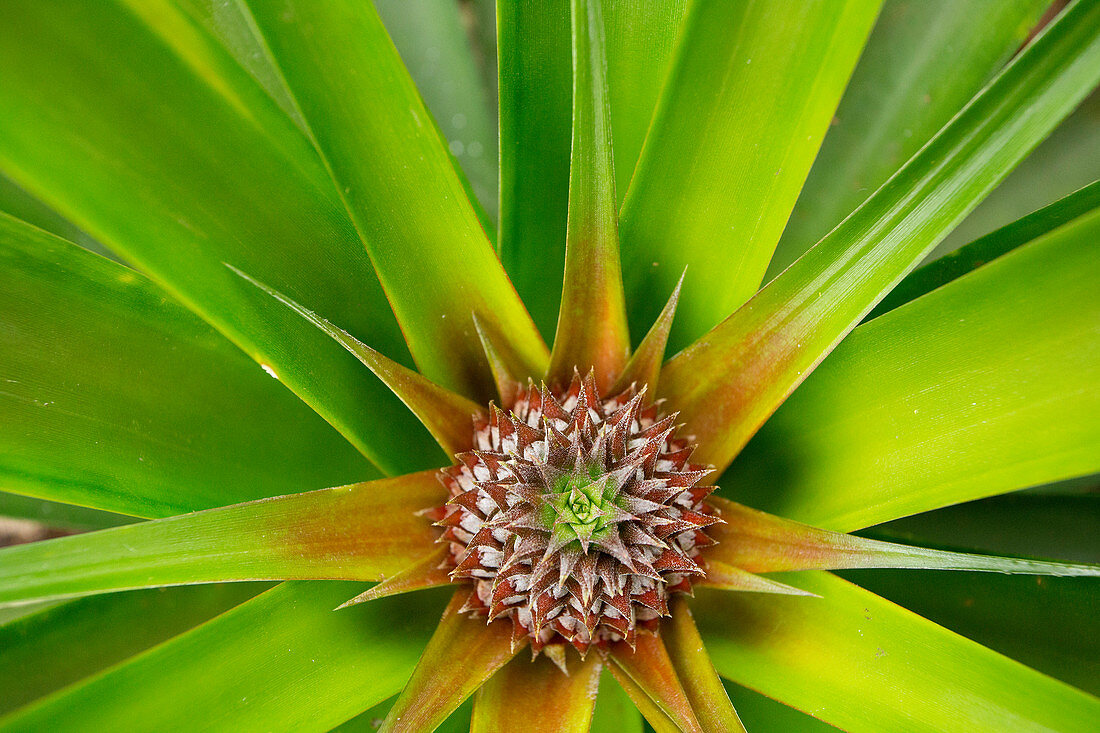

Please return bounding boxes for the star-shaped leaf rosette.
[1,0,1099,731]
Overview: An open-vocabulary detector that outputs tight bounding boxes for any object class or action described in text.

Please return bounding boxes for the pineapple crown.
[435,371,721,666]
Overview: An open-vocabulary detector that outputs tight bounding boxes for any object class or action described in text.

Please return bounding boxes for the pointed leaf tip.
[547,0,630,391]
[705,496,1100,577]
[228,263,483,456]
[337,545,452,609]
[611,270,684,395]
[473,312,523,408]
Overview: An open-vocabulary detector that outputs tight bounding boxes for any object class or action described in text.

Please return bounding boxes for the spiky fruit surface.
[436,373,720,656]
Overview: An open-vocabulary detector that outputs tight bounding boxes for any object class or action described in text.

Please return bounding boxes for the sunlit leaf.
[0,0,436,475]
[694,573,1100,731]
[620,0,881,349]
[0,584,265,714]
[245,0,547,401]
[770,0,1048,275]
[723,206,1100,531]
[0,472,443,607]
[0,214,375,518]
[662,1,1100,476]
[0,583,448,731]
[869,180,1100,318]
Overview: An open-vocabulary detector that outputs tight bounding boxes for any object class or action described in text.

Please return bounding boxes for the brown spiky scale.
[436,371,720,657]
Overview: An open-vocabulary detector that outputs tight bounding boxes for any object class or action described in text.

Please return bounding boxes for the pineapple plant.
[0,0,1098,730]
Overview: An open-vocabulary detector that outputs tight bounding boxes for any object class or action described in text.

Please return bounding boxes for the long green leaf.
[847,570,1100,697]
[245,0,547,402]
[934,87,1100,258]
[0,172,112,262]
[864,494,1100,564]
[172,0,308,131]
[0,472,443,607]
[693,573,1100,732]
[769,0,1048,276]
[620,0,881,350]
[497,1,573,338]
[0,493,136,532]
[374,0,499,219]
[0,0,436,476]
[497,1,689,338]
[703,497,1098,577]
[0,584,265,714]
[868,179,1100,318]
[601,0,687,205]
[229,265,479,458]
[546,0,630,390]
[662,1,1100,474]
[721,204,1100,531]
[0,582,448,731]
[0,214,374,518]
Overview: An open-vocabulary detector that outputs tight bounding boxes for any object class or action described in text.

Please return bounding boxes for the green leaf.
[0,582,447,731]
[0,214,375,518]
[601,0,688,204]
[471,653,601,733]
[497,2,572,339]
[694,573,1100,732]
[769,0,1048,276]
[0,472,443,607]
[547,0,630,390]
[245,0,547,402]
[934,88,1100,258]
[609,274,682,395]
[704,497,1098,577]
[339,546,451,609]
[723,682,838,733]
[847,571,1100,697]
[864,494,1100,564]
[664,599,746,733]
[620,0,881,350]
[172,0,308,131]
[590,670,643,733]
[374,0,499,218]
[0,0,435,476]
[380,589,523,733]
[869,179,1100,319]
[0,171,112,262]
[230,265,479,458]
[0,584,265,714]
[498,1,689,338]
[722,205,1100,531]
[0,493,136,532]
[662,1,1100,475]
